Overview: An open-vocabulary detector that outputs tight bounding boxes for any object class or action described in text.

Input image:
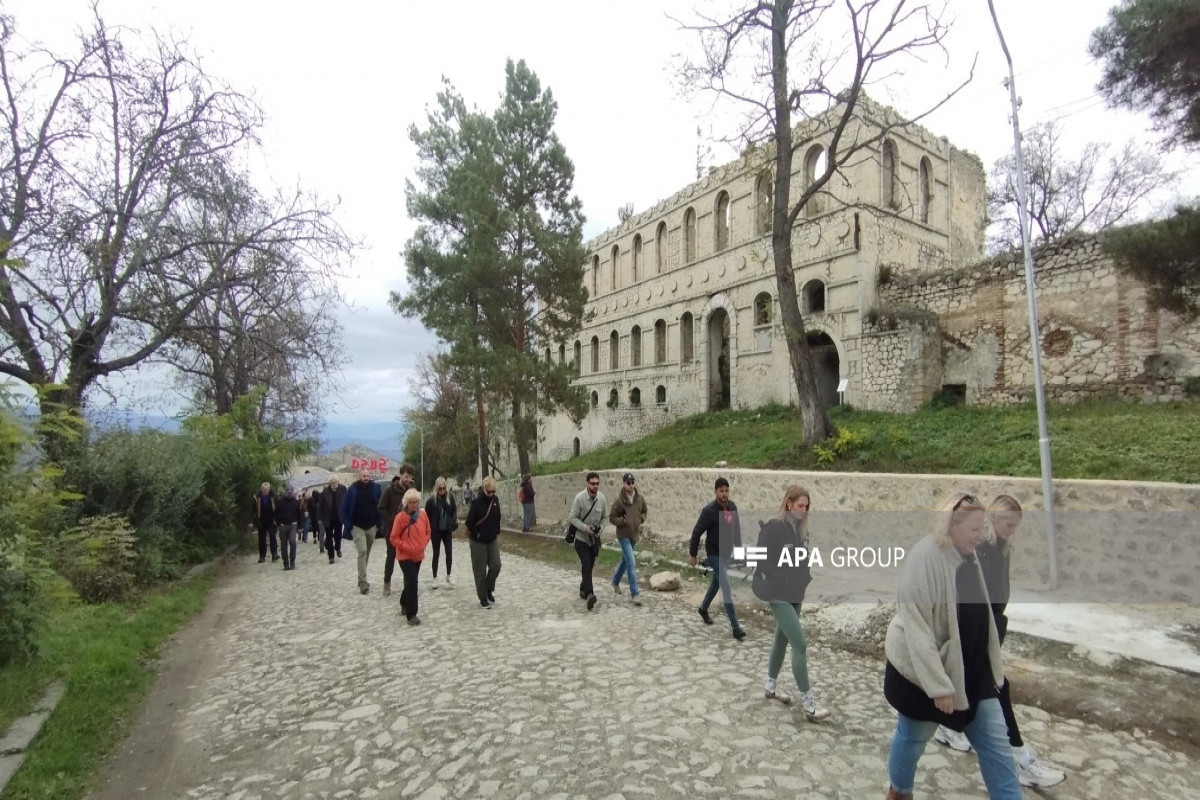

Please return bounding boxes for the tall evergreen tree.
[489,60,588,476]
[393,63,587,477]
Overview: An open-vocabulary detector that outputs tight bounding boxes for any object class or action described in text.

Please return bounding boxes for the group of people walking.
[255,467,1065,796]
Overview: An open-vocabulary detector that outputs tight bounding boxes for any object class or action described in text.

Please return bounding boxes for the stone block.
[649,572,681,592]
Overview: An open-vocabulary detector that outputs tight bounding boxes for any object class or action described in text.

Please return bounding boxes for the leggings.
[431,529,453,576]
[767,602,810,692]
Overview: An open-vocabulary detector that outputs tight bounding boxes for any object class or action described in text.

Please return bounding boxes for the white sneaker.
[444,574,453,588]
[801,690,831,722]
[934,725,972,752]
[431,576,440,590]
[1014,747,1066,788]
[763,679,792,704]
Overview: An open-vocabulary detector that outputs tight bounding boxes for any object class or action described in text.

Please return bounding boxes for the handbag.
[565,495,599,545]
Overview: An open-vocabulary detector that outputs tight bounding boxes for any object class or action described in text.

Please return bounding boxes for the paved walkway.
[90,540,1200,800]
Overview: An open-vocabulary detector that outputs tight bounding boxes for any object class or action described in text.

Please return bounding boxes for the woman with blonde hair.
[390,488,431,626]
[934,495,1066,788]
[424,477,457,589]
[465,476,502,609]
[882,492,1021,799]
[752,484,831,722]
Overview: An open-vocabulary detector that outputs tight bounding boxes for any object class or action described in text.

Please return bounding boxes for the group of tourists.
[253,467,1066,796]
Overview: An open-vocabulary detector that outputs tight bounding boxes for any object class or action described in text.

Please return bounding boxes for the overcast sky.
[8,0,1198,439]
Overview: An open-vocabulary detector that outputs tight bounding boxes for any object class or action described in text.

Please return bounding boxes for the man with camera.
[567,471,608,611]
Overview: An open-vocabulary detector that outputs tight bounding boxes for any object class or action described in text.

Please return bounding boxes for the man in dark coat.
[320,477,346,564]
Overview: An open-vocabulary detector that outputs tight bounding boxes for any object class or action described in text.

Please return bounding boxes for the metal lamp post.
[987,0,1061,589]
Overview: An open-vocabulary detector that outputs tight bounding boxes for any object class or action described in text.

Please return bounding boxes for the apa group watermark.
[733,546,906,569]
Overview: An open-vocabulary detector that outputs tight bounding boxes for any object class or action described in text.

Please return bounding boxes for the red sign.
[350,457,389,473]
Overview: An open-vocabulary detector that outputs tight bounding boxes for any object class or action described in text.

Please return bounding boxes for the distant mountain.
[320,420,404,460]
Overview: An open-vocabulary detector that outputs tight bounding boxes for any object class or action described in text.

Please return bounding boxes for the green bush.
[56,514,139,603]
[0,553,39,666]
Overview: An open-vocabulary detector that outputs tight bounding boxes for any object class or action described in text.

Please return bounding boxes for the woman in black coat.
[424,476,458,588]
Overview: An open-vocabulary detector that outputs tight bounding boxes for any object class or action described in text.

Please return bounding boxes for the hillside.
[534,400,1200,484]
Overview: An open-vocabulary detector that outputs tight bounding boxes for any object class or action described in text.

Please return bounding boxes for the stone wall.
[500,468,1200,604]
[880,235,1200,404]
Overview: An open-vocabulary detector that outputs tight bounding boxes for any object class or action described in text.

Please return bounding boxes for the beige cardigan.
[884,534,1004,711]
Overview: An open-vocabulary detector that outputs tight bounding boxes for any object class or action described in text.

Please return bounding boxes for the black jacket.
[689,499,742,559]
[976,539,1011,641]
[320,484,346,528]
[466,493,501,543]
[275,495,302,525]
[752,517,812,603]
[425,493,458,533]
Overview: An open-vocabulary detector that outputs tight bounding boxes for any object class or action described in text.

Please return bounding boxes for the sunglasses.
[587,481,599,486]
[952,493,979,511]
[624,480,635,485]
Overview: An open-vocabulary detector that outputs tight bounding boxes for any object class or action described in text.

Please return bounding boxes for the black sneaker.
[480,599,492,609]
[328,558,336,565]
[487,593,495,605]
[271,555,280,562]
[586,594,597,611]
[698,607,714,625]
[258,557,266,564]
[732,627,747,640]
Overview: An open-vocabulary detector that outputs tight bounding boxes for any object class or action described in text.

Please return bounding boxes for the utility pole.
[987,0,1060,589]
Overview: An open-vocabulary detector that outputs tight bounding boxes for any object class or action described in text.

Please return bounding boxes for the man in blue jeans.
[608,472,647,606]
[688,476,746,639]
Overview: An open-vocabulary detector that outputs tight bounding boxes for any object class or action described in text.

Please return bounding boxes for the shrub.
[0,552,39,666]
[813,427,865,465]
[56,514,139,603]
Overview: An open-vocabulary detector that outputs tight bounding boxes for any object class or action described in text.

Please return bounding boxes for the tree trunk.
[512,397,531,477]
[474,377,489,479]
[769,0,835,446]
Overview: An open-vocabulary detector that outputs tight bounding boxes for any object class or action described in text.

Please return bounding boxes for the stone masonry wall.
[879,235,1200,405]
[495,468,1200,604]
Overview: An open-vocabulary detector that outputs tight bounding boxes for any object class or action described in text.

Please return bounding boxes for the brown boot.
[885,787,912,800]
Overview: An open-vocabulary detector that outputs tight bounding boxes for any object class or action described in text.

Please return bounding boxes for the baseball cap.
[622,472,635,484]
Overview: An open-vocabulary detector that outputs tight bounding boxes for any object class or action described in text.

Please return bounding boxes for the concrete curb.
[0,680,66,792]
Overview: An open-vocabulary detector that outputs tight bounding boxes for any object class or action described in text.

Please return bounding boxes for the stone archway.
[701,294,738,411]
[806,330,842,407]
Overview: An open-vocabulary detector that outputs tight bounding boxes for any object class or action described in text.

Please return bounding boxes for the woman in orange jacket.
[390,489,432,626]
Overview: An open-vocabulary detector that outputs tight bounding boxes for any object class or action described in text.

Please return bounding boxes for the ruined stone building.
[536,97,1200,462]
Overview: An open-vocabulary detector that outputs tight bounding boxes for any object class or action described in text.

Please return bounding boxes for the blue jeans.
[700,555,740,630]
[522,502,534,532]
[611,537,640,596]
[887,698,1021,798]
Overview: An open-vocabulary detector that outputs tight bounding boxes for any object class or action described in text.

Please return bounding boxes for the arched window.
[654,319,667,364]
[573,340,582,377]
[684,207,697,263]
[630,387,641,408]
[881,139,897,209]
[680,311,694,363]
[608,388,619,408]
[918,156,932,224]
[591,255,599,296]
[558,343,566,363]
[754,292,772,326]
[804,145,827,218]
[610,245,619,291]
[754,292,773,351]
[755,171,772,234]
[714,191,731,251]
[655,385,666,404]
[590,335,600,373]
[590,391,598,409]
[802,279,826,315]
[655,221,667,274]
[573,437,581,457]
[609,330,619,370]
[632,234,642,282]
[630,325,642,367]
[545,347,552,363]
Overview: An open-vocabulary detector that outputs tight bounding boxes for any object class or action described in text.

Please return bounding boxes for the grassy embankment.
[0,570,218,800]
[533,400,1200,483]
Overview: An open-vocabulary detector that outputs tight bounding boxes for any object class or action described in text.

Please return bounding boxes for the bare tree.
[158,172,354,439]
[679,0,971,444]
[986,119,1179,253]
[0,6,344,448]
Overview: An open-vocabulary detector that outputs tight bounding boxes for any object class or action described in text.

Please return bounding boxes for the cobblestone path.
[91,542,1199,800]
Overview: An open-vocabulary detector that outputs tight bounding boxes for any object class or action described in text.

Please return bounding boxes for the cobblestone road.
[91,540,1199,800]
